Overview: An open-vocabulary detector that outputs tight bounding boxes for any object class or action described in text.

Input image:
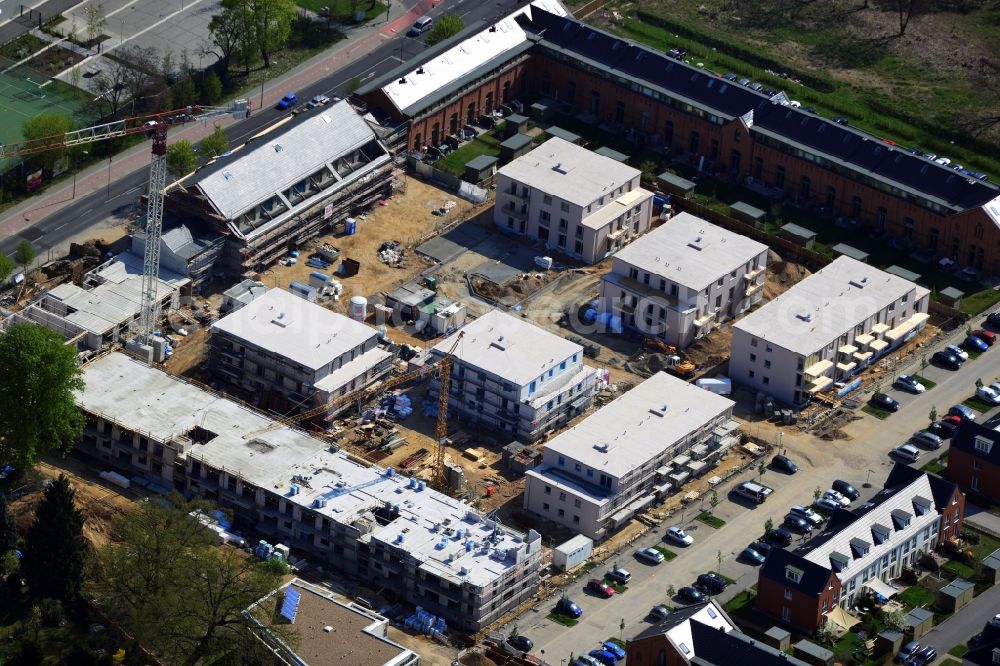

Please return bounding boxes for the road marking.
[83,208,93,215]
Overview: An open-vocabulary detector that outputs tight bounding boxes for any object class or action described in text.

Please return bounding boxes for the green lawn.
[710,571,736,585]
[653,546,678,561]
[912,375,936,390]
[697,512,726,529]
[897,583,936,610]
[862,405,891,420]
[949,644,970,658]
[722,588,756,613]
[960,289,1000,316]
[434,133,503,177]
[920,454,947,475]
[963,397,995,413]
[943,527,1000,581]
[547,612,579,627]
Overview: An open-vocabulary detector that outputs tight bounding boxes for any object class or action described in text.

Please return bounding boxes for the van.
[911,431,943,450]
[408,15,433,36]
[736,481,773,504]
[893,444,921,463]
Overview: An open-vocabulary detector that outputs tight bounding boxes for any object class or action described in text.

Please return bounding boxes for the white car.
[946,344,969,361]
[307,94,331,108]
[789,505,824,526]
[666,526,694,546]
[814,497,841,513]
[977,386,1000,405]
[935,157,952,166]
[989,382,1000,396]
[822,490,850,507]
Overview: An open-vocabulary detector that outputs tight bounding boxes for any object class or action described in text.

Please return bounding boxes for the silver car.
[911,431,943,449]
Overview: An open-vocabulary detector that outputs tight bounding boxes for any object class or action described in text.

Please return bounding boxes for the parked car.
[588,579,615,598]
[814,497,841,513]
[722,73,738,81]
[935,157,952,166]
[572,657,601,666]
[986,312,1000,329]
[772,454,799,473]
[588,649,618,666]
[966,335,989,352]
[765,527,793,546]
[737,78,751,86]
[602,642,626,661]
[892,444,921,463]
[636,547,665,565]
[666,526,694,546]
[677,586,705,604]
[946,344,970,361]
[895,375,925,393]
[750,541,773,556]
[789,505,824,526]
[276,92,298,109]
[911,431,943,449]
[606,567,631,584]
[973,329,997,346]
[750,82,764,91]
[933,350,963,369]
[696,573,728,594]
[928,420,959,438]
[832,480,861,501]
[649,605,673,621]
[904,645,937,665]
[508,635,534,653]
[990,382,1000,395]
[896,641,921,662]
[407,15,433,36]
[870,393,901,412]
[784,514,811,532]
[555,598,582,618]
[832,117,850,125]
[740,547,766,564]
[822,489,850,507]
[976,386,1000,405]
[949,404,976,421]
[943,414,963,426]
[307,94,331,108]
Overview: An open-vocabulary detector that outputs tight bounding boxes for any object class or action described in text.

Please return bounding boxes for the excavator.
[642,337,696,378]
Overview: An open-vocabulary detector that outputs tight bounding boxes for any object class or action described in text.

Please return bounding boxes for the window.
[903,217,914,240]
[558,508,564,517]
[775,166,785,188]
[826,185,836,207]
[800,176,811,199]
[785,567,803,583]
[753,156,764,179]
[590,91,600,114]
[973,459,982,471]
[544,485,551,495]
[664,121,674,146]
[709,139,719,161]
[750,354,757,362]
[566,80,576,104]
[730,149,741,171]
[974,436,993,453]
[749,370,755,379]
[784,588,793,600]
[559,492,566,501]
[543,503,549,511]
[851,196,863,218]
[764,360,771,368]
[751,338,758,347]
[574,499,581,508]
[615,101,625,123]
[573,515,580,524]
[543,195,552,205]
[763,376,770,385]
[561,201,570,212]
[689,131,699,154]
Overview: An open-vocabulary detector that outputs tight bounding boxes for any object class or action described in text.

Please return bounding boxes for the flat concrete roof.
[612,212,769,290]
[734,256,929,356]
[432,309,583,386]
[212,288,378,372]
[497,137,640,207]
[831,243,869,262]
[542,371,734,478]
[78,353,536,589]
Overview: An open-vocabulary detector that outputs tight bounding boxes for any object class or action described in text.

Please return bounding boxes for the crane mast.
[139,126,169,345]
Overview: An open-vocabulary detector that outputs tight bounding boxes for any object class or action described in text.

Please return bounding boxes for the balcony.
[744,280,763,297]
[804,359,833,379]
[744,266,765,281]
[607,226,628,240]
[694,312,714,328]
[501,203,527,219]
[505,188,529,201]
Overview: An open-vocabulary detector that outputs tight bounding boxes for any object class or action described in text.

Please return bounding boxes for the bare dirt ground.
[764,251,812,300]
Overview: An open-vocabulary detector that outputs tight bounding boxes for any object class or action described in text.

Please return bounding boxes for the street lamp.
[864,469,875,488]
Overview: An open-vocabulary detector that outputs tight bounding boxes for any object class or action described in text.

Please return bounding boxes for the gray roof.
[939,578,974,597]
[904,607,934,626]
[779,222,817,239]
[831,243,869,262]
[885,265,922,283]
[939,286,965,299]
[983,548,1000,570]
[500,133,534,151]
[497,137,640,207]
[544,125,581,144]
[594,146,629,162]
[730,201,766,219]
[194,101,377,220]
[611,212,769,290]
[465,154,498,170]
[658,171,697,191]
[793,640,833,660]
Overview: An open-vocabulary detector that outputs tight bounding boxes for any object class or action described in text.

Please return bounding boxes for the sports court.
[0,58,86,150]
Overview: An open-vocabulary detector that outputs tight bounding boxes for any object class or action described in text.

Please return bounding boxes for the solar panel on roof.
[280,588,301,623]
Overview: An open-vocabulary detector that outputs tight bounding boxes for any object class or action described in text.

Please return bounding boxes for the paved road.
[0,0,528,261]
[514,318,1000,664]
[920,583,1000,660]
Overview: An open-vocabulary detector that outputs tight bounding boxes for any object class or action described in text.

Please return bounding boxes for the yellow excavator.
[642,338,696,378]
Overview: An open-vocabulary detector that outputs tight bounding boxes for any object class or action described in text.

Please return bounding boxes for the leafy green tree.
[170,75,199,108]
[246,0,298,69]
[814,486,822,501]
[14,240,35,276]
[201,70,223,104]
[757,461,766,480]
[200,126,230,157]
[425,13,463,46]
[22,112,74,172]
[709,490,719,515]
[884,609,906,631]
[764,517,774,533]
[206,3,245,75]
[0,253,13,283]
[24,474,86,600]
[166,140,197,178]
[666,584,675,598]
[929,406,937,422]
[0,324,85,468]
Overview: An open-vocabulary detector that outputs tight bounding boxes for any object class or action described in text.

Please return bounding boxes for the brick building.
[947,420,1000,501]
[356,5,1000,275]
[755,465,964,632]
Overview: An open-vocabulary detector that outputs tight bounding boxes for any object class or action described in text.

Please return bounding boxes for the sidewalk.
[0,0,436,247]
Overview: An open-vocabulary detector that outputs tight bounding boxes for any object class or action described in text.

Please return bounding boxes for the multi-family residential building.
[627,601,809,666]
[493,137,654,264]
[756,465,964,631]
[75,352,542,632]
[947,420,1000,501]
[210,288,392,417]
[523,372,738,540]
[599,212,768,347]
[428,310,599,442]
[357,4,1000,276]
[731,256,930,407]
[244,579,421,666]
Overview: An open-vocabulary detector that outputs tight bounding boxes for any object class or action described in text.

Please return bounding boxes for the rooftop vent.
[849,276,870,289]
[796,311,813,322]
[552,162,567,174]
[273,143,283,153]
[649,404,668,417]
[222,170,233,180]
[595,442,612,453]
[271,312,290,327]
[416,67,425,74]
[687,235,704,250]
[398,77,406,84]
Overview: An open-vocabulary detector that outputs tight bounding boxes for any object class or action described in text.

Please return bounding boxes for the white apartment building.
[75,352,542,632]
[429,310,600,443]
[731,256,930,406]
[523,372,738,540]
[600,212,769,348]
[210,288,392,416]
[493,137,654,264]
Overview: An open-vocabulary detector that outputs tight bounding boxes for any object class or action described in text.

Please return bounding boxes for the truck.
[696,377,732,395]
[735,481,773,504]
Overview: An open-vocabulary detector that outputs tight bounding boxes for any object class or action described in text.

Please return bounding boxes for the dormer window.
[891,509,912,530]
[975,436,994,454]
[871,524,891,545]
[913,496,932,516]
[830,551,849,572]
[785,565,803,583]
[850,538,870,558]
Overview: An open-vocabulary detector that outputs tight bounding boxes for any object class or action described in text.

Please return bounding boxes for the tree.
[345,75,362,95]
[166,140,197,178]
[0,492,17,556]
[246,0,298,69]
[91,58,132,117]
[709,490,719,515]
[764,517,774,533]
[205,3,245,75]
[22,112,74,172]
[920,354,928,373]
[0,324,84,468]
[90,496,291,664]
[666,584,675,598]
[201,70,223,104]
[976,377,984,389]
[24,474,86,600]
[200,126,229,157]
[929,406,937,422]
[758,461,766,481]
[895,0,918,36]
[82,2,107,46]
[425,13,463,47]
[119,45,166,114]
[884,609,907,631]
[814,486,822,501]
[716,549,722,570]
[0,253,12,283]
[170,75,199,108]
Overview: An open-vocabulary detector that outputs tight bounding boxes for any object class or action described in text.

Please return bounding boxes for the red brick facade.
[938,484,967,541]
[755,569,841,632]
[626,633,689,666]
[948,447,1000,501]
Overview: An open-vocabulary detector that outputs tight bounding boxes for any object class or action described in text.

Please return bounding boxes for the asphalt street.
[916,583,1000,660]
[513,316,1000,664]
[0,0,527,259]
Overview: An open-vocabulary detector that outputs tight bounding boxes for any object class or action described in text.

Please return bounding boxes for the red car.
[974,329,997,346]
[587,579,615,598]
[942,414,962,426]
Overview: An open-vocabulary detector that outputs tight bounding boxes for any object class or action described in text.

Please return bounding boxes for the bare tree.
[82,2,107,46]
[204,2,244,76]
[896,0,918,36]
[91,60,130,117]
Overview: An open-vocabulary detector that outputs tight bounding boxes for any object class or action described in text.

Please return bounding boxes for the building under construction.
[168,100,394,275]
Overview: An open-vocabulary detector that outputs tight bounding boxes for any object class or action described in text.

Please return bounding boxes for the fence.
[574,0,613,18]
